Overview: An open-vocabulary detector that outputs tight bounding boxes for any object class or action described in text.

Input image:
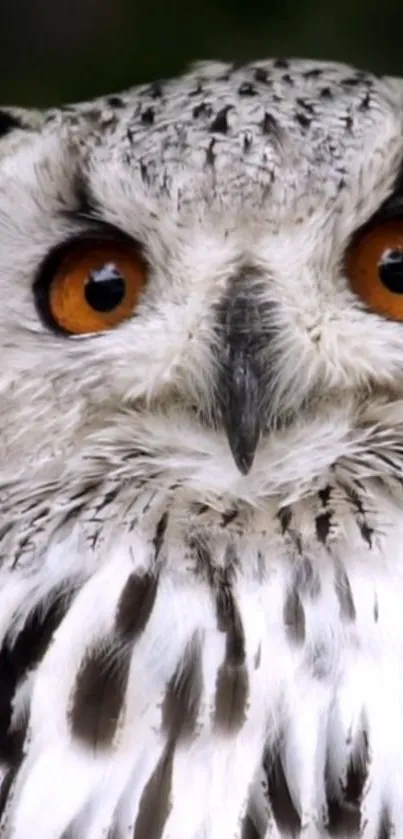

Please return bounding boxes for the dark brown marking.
[344,756,368,806]
[0,704,29,821]
[192,102,212,119]
[359,520,373,549]
[295,112,311,129]
[278,506,292,535]
[139,161,149,183]
[243,133,252,152]
[343,484,373,548]
[319,485,332,506]
[214,586,249,731]
[334,564,356,622]
[325,730,369,835]
[346,728,369,803]
[162,635,203,741]
[374,596,379,622]
[303,67,323,78]
[343,76,360,86]
[296,97,315,114]
[283,587,305,644]
[261,112,281,138]
[210,106,232,134]
[215,660,248,733]
[216,584,240,652]
[316,511,332,544]
[254,67,269,83]
[359,91,371,111]
[241,815,260,839]
[326,799,360,835]
[206,138,216,166]
[107,95,125,108]
[153,512,168,560]
[320,86,333,98]
[264,750,301,833]
[238,82,257,96]
[116,571,159,642]
[141,107,155,125]
[132,744,174,839]
[192,502,209,515]
[0,111,26,138]
[221,509,238,527]
[0,587,76,764]
[0,765,19,821]
[70,641,129,749]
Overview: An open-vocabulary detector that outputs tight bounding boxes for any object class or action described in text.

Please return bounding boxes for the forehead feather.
[2,58,403,232]
[66,59,403,223]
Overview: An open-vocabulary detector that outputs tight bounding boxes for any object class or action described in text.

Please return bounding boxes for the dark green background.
[1,0,402,107]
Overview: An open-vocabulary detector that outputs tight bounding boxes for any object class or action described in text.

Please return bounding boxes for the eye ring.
[345,216,403,321]
[34,233,148,336]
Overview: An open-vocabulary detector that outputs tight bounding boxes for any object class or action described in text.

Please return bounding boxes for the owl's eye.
[346,218,403,321]
[35,237,147,335]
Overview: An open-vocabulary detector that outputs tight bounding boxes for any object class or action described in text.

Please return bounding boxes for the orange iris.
[346,218,403,321]
[42,238,147,334]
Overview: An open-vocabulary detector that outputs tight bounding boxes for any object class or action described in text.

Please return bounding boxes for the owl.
[1,54,403,839]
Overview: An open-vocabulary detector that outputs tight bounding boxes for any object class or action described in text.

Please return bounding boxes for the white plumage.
[1,57,403,838]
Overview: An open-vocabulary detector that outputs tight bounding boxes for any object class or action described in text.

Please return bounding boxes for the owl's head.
[2,58,403,513]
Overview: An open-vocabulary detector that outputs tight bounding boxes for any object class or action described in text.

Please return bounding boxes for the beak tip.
[230,445,256,475]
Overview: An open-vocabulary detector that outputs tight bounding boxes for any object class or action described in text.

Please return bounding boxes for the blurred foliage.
[0,0,402,107]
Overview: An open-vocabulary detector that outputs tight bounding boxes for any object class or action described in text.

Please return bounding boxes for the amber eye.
[35,237,147,335]
[346,218,403,321]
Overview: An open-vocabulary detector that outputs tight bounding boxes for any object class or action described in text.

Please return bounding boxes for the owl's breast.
[1,476,403,838]
[159,478,403,838]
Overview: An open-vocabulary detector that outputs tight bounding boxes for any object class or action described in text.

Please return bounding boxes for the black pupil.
[379,249,403,294]
[84,262,126,312]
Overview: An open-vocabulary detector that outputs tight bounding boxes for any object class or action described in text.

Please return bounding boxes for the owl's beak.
[220,341,261,476]
[217,279,265,475]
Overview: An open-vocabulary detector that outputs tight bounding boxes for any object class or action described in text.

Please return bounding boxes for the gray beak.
[218,291,263,475]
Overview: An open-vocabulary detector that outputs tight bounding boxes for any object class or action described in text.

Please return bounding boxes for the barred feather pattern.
[1,451,403,839]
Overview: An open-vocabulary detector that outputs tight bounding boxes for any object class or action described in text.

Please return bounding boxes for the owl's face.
[2,58,403,510]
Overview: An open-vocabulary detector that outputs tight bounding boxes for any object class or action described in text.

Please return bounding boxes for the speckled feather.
[1,57,403,839]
